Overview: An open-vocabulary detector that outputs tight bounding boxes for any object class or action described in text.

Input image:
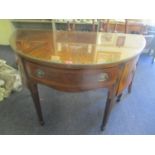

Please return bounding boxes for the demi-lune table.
[10,30,145,130]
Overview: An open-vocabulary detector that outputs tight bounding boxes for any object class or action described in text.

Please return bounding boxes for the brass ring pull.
[98,73,109,82]
[35,69,45,78]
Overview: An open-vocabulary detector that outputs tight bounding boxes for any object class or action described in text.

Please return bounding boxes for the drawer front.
[25,62,120,91]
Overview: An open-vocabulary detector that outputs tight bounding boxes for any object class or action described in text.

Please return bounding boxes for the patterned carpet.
[0,45,155,135]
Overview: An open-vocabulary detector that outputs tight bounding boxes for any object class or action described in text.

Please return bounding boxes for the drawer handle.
[98,73,109,82]
[35,69,45,78]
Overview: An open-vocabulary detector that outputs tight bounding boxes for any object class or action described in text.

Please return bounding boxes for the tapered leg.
[116,93,122,102]
[128,68,136,94]
[101,92,115,131]
[28,83,44,125]
[128,81,133,94]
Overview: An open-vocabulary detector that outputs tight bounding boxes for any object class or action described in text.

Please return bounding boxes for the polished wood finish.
[10,29,146,130]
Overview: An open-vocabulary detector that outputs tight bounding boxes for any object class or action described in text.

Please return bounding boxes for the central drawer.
[25,61,120,91]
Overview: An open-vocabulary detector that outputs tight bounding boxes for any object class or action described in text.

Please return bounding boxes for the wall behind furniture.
[0,19,15,45]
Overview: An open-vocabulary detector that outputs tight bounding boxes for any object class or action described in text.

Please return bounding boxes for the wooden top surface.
[11,29,146,66]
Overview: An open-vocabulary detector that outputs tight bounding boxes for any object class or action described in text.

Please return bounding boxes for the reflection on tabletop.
[12,30,146,65]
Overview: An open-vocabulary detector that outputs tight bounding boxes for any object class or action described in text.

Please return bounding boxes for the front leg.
[101,90,115,131]
[28,82,44,125]
[116,93,122,102]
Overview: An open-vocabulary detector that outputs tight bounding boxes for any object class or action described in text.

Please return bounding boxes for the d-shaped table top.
[11,30,146,67]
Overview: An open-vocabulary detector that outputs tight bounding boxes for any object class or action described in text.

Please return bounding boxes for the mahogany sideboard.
[10,30,146,131]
